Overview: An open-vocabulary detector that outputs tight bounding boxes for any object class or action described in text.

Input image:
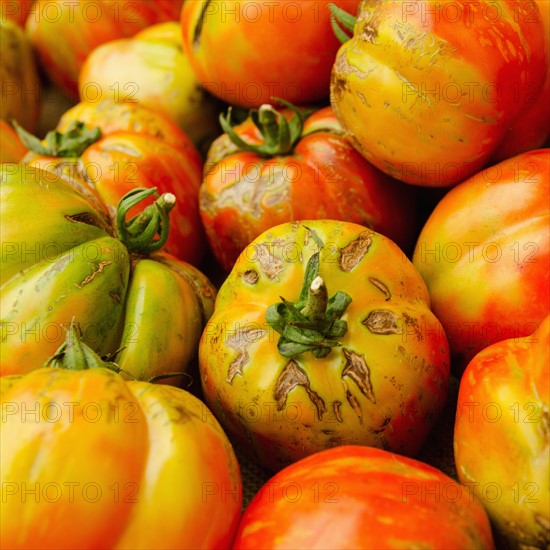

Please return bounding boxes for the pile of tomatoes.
[1,1,548,548]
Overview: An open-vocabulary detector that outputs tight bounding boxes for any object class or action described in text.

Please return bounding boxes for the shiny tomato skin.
[413,149,550,373]
[233,445,495,550]
[454,315,549,549]
[0,367,242,549]
[25,0,183,97]
[331,0,548,186]
[181,0,361,108]
[201,106,418,272]
[199,220,450,472]
[0,164,215,382]
[24,107,206,266]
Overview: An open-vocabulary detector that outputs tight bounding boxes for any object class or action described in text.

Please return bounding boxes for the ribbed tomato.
[454,315,549,549]
[0,336,242,549]
[1,165,215,383]
[199,220,450,472]
[201,103,418,272]
[331,0,548,186]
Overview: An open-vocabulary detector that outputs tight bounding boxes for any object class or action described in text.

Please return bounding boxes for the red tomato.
[454,315,549,549]
[201,104,418,272]
[25,0,183,97]
[0,0,34,26]
[413,149,550,373]
[181,0,361,108]
[233,446,495,549]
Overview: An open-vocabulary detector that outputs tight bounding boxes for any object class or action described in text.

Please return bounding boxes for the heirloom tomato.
[20,102,206,265]
[330,0,548,186]
[413,149,550,373]
[0,164,216,383]
[201,102,418,272]
[199,220,450,472]
[78,22,221,151]
[0,120,27,163]
[454,315,549,550]
[0,333,241,549]
[233,446,494,549]
[25,0,184,97]
[181,0,361,108]
[0,19,40,133]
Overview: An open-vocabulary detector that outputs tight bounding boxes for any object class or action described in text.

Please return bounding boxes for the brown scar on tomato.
[402,312,423,341]
[333,401,343,423]
[363,310,402,335]
[342,379,363,425]
[253,242,286,280]
[241,269,259,285]
[369,277,391,300]
[342,348,376,404]
[273,360,326,420]
[75,260,112,288]
[339,232,372,271]
[225,327,268,383]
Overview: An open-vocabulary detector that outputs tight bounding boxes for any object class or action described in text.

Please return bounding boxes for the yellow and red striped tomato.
[181,0,361,108]
[454,315,549,549]
[331,0,548,186]
[233,445,495,549]
[1,362,242,549]
[413,149,550,373]
[0,165,215,383]
[25,0,183,98]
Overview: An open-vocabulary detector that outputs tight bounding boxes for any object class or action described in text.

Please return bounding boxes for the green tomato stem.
[115,188,175,254]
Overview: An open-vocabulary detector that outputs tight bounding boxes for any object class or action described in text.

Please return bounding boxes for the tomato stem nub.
[45,321,121,372]
[266,228,352,359]
[13,119,101,158]
[219,98,315,157]
[116,188,175,254]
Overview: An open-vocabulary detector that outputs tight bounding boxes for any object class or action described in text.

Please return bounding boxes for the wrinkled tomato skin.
[201,106,418,272]
[331,0,548,186]
[0,367,242,549]
[181,1,361,108]
[454,315,550,549]
[413,149,550,374]
[25,0,183,97]
[233,446,495,550]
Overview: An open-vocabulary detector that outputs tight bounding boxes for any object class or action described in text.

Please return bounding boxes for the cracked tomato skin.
[181,0,361,108]
[201,105,418,272]
[233,446,495,550]
[454,315,550,550]
[0,367,242,549]
[412,149,550,374]
[199,220,450,472]
[331,0,548,186]
[0,164,216,382]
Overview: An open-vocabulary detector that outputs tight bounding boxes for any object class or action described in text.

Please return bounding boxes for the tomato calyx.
[13,119,101,158]
[45,321,191,384]
[329,3,356,44]
[116,187,175,254]
[219,98,314,157]
[266,228,352,359]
